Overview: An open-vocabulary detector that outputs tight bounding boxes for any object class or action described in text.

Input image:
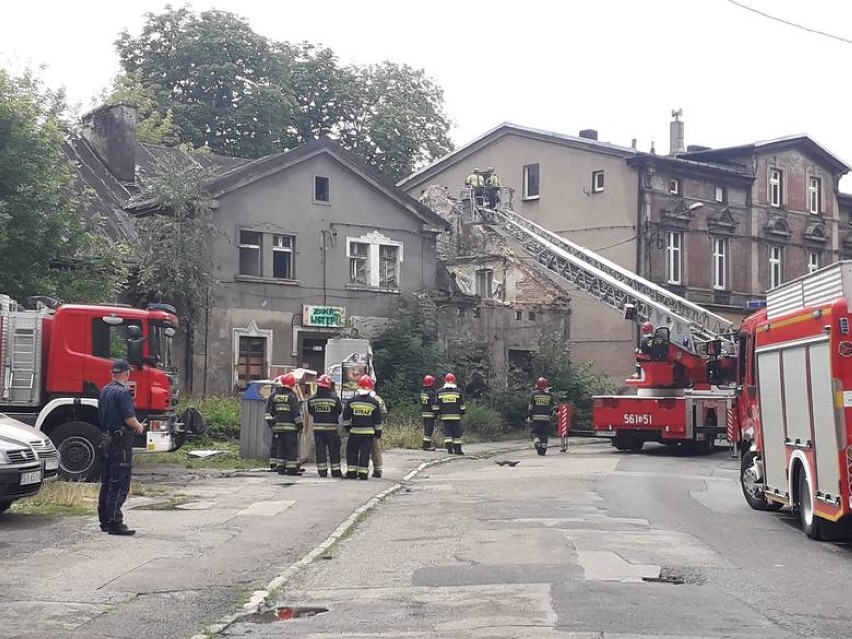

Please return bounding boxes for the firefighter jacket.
[436,385,466,421]
[266,388,303,433]
[420,387,439,418]
[466,173,484,188]
[342,392,383,437]
[372,392,388,418]
[528,389,555,422]
[307,389,343,431]
[486,173,500,187]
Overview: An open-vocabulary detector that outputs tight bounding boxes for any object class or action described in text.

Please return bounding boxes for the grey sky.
[3,0,851,188]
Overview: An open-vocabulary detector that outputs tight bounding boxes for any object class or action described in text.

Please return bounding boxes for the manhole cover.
[242,606,329,623]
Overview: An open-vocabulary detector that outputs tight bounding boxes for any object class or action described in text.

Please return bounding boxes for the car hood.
[0,435,30,452]
[0,413,49,446]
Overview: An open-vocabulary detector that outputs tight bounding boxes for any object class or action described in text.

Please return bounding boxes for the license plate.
[595,431,617,437]
[45,459,59,471]
[20,470,42,485]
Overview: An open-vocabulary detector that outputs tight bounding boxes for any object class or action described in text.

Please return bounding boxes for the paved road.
[219,441,852,639]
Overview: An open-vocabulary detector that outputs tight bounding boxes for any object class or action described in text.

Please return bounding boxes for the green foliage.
[0,68,128,302]
[104,71,180,146]
[178,396,240,441]
[113,7,453,178]
[462,402,507,441]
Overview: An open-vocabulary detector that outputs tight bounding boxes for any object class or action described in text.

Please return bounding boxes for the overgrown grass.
[379,400,509,449]
[178,395,241,441]
[136,439,263,470]
[9,478,152,516]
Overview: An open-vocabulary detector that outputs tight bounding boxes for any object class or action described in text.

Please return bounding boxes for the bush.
[463,401,507,441]
[178,395,240,441]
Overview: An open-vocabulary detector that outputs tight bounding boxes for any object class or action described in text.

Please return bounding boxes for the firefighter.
[484,167,501,209]
[420,374,439,450]
[266,373,304,475]
[465,168,485,206]
[342,375,383,480]
[528,376,556,455]
[369,388,388,478]
[307,374,343,478]
[436,372,466,455]
[97,359,146,536]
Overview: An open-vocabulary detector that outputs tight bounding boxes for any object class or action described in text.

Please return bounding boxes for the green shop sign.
[303,305,346,328]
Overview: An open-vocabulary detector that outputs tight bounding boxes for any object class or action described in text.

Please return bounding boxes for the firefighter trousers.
[346,433,374,479]
[314,429,342,477]
[422,416,436,449]
[274,430,301,474]
[443,419,463,454]
[531,421,551,455]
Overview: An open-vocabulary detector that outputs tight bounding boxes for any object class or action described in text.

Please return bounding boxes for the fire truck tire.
[798,472,825,540]
[740,451,782,511]
[53,421,102,482]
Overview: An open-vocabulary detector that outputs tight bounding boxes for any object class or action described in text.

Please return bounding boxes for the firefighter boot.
[453,443,464,455]
[537,443,547,456]
[331,469,343,478]
[358,473,369,481]
[446,442,454,454]
[345,470,358,479]
[422,440,435,451]
[372,469,382,478]
[318,469,328,478]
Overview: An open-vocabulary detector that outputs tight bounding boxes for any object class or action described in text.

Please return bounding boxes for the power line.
[726,0,852,45]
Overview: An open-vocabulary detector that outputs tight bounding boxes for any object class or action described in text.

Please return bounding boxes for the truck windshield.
[149,322,176,371]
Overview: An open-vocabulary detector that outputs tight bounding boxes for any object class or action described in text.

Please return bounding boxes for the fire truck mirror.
[127,325,144,368]
[164,327,176,338]
[747,385,757,399]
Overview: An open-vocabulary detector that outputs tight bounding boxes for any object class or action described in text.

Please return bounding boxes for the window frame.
[714,186,726,203]
[378,244,400,289]
[314,175,330,204]
[347,240,370,285]
[272,234,295,280]
[712,237,728,291]
[807,251,820,274]
[475,268,494,297]
[346,233,404,290]
[238,230,263,277]
[769,168,783,208]
[668,178,680,195]
[665,230,682,285]
[808,176,822,214]
[592,170,605,193]
[522,163,540,200]
[769,245,783,289]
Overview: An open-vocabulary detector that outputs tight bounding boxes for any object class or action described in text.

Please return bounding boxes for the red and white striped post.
[557,403,572,452]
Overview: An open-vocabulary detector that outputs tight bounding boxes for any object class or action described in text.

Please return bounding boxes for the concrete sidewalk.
[3,438,591,639]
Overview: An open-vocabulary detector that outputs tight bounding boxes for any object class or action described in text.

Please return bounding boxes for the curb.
[189,447,519,638]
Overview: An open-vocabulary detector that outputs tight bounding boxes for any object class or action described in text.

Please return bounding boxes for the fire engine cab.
[0,294,204,481]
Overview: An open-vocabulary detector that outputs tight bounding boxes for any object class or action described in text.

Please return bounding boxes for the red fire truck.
[0,294,204,481]
[481,203,851,538]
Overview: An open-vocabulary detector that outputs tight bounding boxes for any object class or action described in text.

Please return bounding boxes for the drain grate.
[243,606,329,624]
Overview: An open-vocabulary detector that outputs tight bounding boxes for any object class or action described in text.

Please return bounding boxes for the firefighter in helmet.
[342,375,383,480]
[266,373,304,475]
[528,376,556,455]
[465,168,485,206]
[420,374,439,450]
[307,374,343,478]
[436,372,466,454]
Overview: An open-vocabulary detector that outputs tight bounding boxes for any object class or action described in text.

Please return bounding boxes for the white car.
[0,414,60,513]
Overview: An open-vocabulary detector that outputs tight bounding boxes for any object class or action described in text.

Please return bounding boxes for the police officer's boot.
[453,443,464,455]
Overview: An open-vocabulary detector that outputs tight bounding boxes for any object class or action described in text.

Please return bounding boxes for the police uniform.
[528,388,556,455]
[342,392,383,480]
[307,388,343,477]
[420,385,439,450]
[436,384,466,455]
[97,364,137,533]
[266,387,303,475]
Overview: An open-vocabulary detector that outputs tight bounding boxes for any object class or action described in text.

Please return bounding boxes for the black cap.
[111,359,131,374]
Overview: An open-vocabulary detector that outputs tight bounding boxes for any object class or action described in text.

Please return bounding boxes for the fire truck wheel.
[740,451,782,511]
[797,472,825,540]
[53,421,102,482]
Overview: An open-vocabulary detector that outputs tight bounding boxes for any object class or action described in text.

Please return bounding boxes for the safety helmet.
[473,167,481,172]
[317,374,332,389]
[444,372,456,384]
[357,375,375,390]
[536,377,549,390]
[423,374,435,387]
[275,373,296,388]
[640,321,655,335]
[486,166,494,172]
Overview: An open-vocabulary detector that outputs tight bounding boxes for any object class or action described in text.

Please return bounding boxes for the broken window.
[272,234,294,279]
[379,244,399,288]
[239,230,262,277]
[314,176,330,203]
[349,242,369,284]
[475,268,494,297]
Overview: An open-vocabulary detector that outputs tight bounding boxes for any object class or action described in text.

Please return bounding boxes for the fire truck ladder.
[1,297,44,406]
[480,205,736,354]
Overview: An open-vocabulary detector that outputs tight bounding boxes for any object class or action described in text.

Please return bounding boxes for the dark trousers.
[422,416,436,448]
[269,432,283,469]
[443,419,463,453]
[473,186,484,206]
[532,421,551,455]
[275,430,300,474]
[314,429,342,475]
[346,433,374,478]
[98,440,133,527]
[485,186,499,209]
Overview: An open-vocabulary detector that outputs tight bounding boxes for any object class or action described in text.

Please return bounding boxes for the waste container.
[240,380,276,460]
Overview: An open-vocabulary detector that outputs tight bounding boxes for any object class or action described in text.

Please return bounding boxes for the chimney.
[579,129,598,140]
[81,103,138,182]
[669,109,685,155]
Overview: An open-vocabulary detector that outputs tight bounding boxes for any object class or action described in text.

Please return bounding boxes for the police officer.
[528,377,556,455]
[420,375,439,450]
[436,372,466,455]
[98,359,145,536]
[307,374,343,478]
[342,375,383,480]
[266,373,304,475]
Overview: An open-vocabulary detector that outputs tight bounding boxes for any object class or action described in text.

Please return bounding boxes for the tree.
[113,7,453,177]
[132,153,216,388]
[104,72,180,146]
[0,68,127,302]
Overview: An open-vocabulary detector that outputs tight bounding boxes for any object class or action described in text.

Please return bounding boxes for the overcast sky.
[3,0,851,188]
